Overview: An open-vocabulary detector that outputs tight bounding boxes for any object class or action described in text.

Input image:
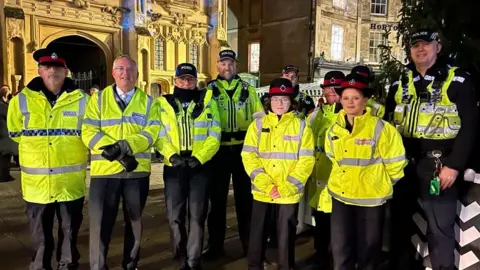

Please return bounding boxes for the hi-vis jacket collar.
[26,77,78,93]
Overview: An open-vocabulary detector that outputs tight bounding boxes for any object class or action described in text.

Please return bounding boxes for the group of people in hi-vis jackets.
[6,27,476,270]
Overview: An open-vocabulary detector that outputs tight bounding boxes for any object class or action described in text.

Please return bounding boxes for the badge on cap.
[280,85,286,92]
[330,77,336,84]
[349,79,355,85]
[430,32,438,40]
[51,53,58,60]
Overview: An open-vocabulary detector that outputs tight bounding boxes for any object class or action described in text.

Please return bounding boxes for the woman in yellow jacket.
[325,73,407,270]
[242,78,315,270]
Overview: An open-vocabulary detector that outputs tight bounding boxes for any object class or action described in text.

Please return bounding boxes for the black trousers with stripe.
[26,197,84,270]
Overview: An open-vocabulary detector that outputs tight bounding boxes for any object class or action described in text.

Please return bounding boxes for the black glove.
[119,155,138,172]
[99,143,122,161]
[169,154,186,168]
[186,156,201,169]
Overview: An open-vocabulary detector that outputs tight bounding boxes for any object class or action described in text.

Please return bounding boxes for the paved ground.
[0,164,318,270]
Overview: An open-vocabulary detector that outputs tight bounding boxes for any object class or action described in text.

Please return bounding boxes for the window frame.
[371,0,388,16]
[248,41,261,73]
[153,37,165,70]
[188,44,199,69]
[330,24,344,61]
[368,30,388,63]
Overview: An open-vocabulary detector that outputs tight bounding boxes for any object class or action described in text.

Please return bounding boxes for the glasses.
[114,66,137,73]
[271,96,290,103]
[177,77,196,83]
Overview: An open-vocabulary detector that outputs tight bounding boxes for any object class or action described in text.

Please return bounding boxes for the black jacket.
[385,62,478,171]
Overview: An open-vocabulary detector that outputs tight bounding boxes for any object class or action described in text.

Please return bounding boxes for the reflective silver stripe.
[97,90,102,111]
[18,93,30,129]
[158,129,167,138]
[383,155,406,164]
[338,157,382,166]
[418,104,458,114]
[21,163,87,175]
[258,152,298,160]
[255,118,262,144]
[123,116,144,125]
[298,120,306,153]
[252,111,266,119]
[101,119,122,126]
[372,120,385,157]
[209,130,221,140]
[77,94,87,130]
[252,184,263,192]
[212,120,221,127]
[84,118,100,126]
[287,175,304,193]
[146,120,162,126]
[136,152,151,159]
[327,125,335,158]
[88,132,104,149]
[194,134,208,141]
[309,108,320,126]
[417,125,460,135]
[299,149,314,156]
[328,189,391,206]
[145,96,153,121]
[91,152,151,161]
[194,121,210,128]
[140,131,153,146]
[391,177,401,184]
[326,153,334,159]
[163,124,171,132]
[250,168,265,179]
[242,145,257,153]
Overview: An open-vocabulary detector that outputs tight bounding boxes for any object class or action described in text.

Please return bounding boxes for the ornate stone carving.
[190,30,206,46]
[102,5,130,15]
[166,27,186,43]
[147,23,163,38]
[38,0,53,2]
[7,18,23,40]
[138,36,150,50]
[217,28,226,41]
[155,0,199,16]
[173,13,186,26]
[147,10,163,22]
[72,0,91,9]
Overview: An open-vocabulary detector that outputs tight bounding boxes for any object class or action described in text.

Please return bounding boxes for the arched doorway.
[151,79,170,98]
[47,35,107,91]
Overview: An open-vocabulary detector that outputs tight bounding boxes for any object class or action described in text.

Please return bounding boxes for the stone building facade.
[0,0,228,96]
[228,0,404,85]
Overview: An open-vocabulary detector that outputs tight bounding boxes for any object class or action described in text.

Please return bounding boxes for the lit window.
[369,31,388,63]
[333,0,345,9]
[154,38,165,70]
[371,0,387,15]
[249,42,260,73]
[189,44,199,68]
[331,25,344,61]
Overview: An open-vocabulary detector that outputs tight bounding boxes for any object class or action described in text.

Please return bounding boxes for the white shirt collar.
[115,86,135,97]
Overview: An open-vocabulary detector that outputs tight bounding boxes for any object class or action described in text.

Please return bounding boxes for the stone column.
[207,0,228,78]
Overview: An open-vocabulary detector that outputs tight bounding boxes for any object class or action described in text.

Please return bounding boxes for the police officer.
[204,49,264,258]
[155,63,221,270]
[306,70,345,268]
[386,29,478,270]
[82,55,161,270]
[260,66,316,118]
[351,65,385,118]
[7,48,88,270]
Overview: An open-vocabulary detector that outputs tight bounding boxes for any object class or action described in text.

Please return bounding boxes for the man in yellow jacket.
[7,48,88,270]
[306,70,345,268]
[155,63,221,270]
[204,49,264,258]
[82,55,161,270]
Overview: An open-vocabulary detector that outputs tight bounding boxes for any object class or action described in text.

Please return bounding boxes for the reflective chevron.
[457,201,480,223]
[455,224,480,247]
[424,250,480,270]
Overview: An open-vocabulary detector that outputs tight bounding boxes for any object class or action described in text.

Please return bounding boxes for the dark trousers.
[207,144,252,253]
[313,209,331,267]
[26,197,84,270]
[331,199,385,270]
[164,164,209,268]
[248,201,298,270]
[89,177,150,270]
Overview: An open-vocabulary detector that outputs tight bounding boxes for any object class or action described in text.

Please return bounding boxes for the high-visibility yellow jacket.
[241,111,315,204]
[392,66,459,139]
[367,98,385,119]
[306,103,340,213]
[207,76,263,146]
[325,108,407,207]
[154,89,221,166]
[7,77,89,204]
[82,85,161,178]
